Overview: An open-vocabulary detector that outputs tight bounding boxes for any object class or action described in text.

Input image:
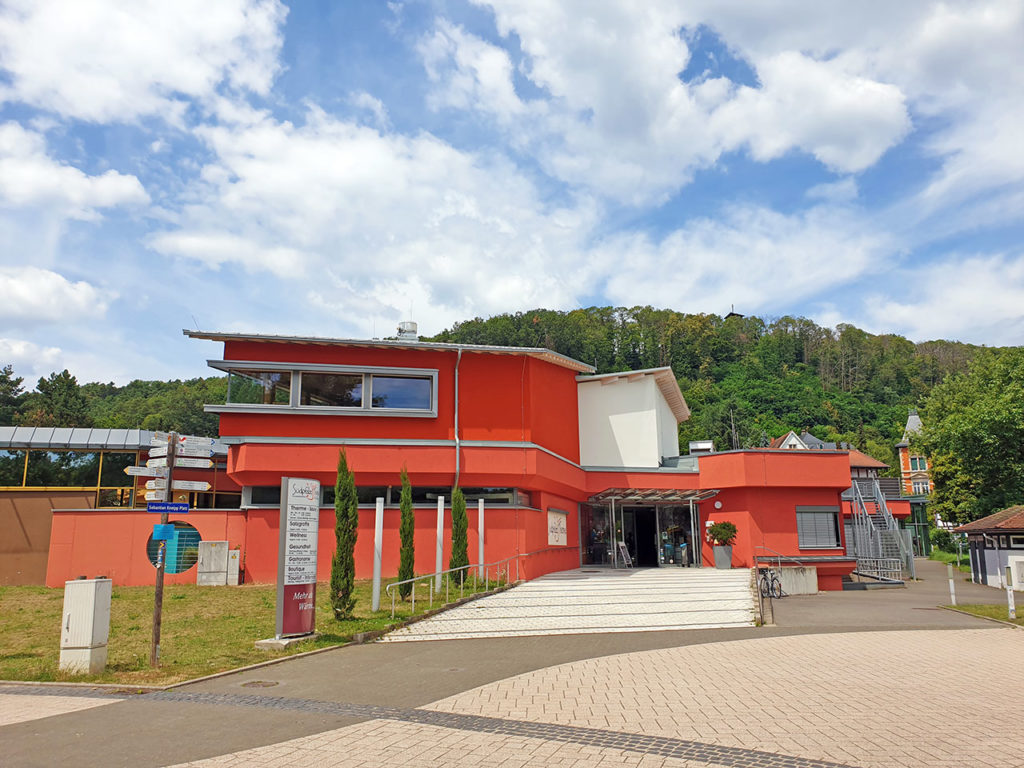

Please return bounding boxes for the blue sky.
[1,0,1022,385]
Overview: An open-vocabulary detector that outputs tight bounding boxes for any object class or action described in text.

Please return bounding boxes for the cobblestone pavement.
[383,568,755,641]
[27,627,1004,768]
[0,691,116,726]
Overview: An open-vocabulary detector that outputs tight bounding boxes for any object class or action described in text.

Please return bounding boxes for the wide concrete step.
[381,567,757,642]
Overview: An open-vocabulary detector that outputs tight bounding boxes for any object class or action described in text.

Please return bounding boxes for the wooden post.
[151,432,177,667]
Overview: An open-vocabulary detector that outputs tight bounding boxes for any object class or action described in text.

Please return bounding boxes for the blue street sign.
[147,502,190,515]
[152,524,177,541]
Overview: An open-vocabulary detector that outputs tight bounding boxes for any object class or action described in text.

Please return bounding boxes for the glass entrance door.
[656,506,694,566]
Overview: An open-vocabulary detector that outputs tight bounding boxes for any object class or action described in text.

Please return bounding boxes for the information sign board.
[276,477,321,638]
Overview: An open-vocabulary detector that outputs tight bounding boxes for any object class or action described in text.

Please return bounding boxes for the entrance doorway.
[582,503,698,568]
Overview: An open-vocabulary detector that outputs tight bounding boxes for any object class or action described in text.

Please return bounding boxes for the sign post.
[150,432,178,667]
[275,477,321,638]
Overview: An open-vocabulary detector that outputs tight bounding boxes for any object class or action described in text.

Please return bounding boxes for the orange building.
[896,409,932,496]
[38,326,905,591]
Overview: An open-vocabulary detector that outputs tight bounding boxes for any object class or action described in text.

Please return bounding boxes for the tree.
[17,369,91,427]
[0,365,24,425]
[449,486,469,583]
[331,449,359,619]
[398,466,415,599]
[920,348,1024,523]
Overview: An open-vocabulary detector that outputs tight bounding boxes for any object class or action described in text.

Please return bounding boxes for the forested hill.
[428,307,986,470]
[0,307,989,469]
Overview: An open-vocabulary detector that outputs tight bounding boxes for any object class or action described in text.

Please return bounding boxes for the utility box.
[59,578,112,675]
[227,549,241,585]
[197,541,230,586]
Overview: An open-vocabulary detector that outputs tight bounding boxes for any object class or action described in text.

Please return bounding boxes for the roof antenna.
[191,313,200,330]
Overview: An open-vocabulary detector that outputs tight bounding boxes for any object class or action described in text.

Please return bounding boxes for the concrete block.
[255,633,319,650]
[779,566,818,595]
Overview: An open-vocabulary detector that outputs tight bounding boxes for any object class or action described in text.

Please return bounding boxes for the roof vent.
[397,321,418,340]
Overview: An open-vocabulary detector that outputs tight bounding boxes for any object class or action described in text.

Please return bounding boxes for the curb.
[939,605,1024,630]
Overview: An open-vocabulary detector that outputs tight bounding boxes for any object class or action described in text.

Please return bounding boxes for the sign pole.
[1007,566,1016,620]
[372,497,384,611]
[150,431,178,667]
[435,495,445,591]
[478,499,485,578]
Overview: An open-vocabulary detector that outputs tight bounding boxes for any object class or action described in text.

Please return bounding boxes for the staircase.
[845,479,911,583]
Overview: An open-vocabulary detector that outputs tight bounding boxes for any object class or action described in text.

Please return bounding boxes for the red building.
[44,327,869,590]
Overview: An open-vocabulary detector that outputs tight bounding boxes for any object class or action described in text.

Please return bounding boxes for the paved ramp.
[382,567,755,641]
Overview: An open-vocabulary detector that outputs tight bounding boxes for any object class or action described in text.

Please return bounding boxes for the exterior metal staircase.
[845,479,913,583]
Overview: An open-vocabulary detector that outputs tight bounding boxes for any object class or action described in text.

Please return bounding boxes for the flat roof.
[0,426,226,454]
[184,329,595,374]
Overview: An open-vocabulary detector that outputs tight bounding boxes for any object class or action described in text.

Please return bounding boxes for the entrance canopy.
[588,488,719,504]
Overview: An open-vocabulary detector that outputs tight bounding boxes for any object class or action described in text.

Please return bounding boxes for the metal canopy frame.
[588,488,720,504]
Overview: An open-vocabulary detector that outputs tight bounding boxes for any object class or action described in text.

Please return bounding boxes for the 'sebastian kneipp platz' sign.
[276,477,320,638]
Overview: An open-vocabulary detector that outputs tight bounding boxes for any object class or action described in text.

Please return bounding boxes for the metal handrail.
[383,545,579,619]
[754,545,806,570]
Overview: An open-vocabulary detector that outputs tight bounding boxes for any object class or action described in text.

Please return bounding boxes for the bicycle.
[759,566,783,599]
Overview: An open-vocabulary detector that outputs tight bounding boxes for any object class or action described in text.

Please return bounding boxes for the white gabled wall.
[655,390,680,460]
[578,376,679,468]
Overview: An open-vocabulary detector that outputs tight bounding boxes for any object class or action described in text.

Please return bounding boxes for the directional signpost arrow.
[146,457,168,468]
[172,479,211,492]
[177,444,214,458]
[172,457,213,469]
[125,465,168,478]
[147,479,211,492]
[148,444,168,457]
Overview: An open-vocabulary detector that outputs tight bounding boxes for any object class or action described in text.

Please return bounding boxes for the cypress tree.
[398,466,415,599]
[449,486,469,583]
[331,449,359,619]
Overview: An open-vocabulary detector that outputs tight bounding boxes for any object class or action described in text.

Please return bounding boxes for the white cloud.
[0,122,148,219]
[599,202,892,315]
[420,5,912,203]
[147,107,599,333]
[0,0,286,124]
[0,338,62,376]
[0,266,112,325]
[349,91,391,130]
[709,52,909,172]
[852,253,1024,345]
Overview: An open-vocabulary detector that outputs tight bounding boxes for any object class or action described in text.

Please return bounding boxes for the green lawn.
[929,549,971,574]
[0,575,498,686]
[952,603,1024,628]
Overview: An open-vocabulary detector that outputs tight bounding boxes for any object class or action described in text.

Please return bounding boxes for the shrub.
[449,487,469,583]
[331,449,358,619]
[708,521,738,546]
[398,466,415,599]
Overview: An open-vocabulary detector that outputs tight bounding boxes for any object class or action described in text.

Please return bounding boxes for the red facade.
[46,333,861,590]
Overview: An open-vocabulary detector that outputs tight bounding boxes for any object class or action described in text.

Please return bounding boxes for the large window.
[796,506,841,549]
[227,370,291,404]
[370,376,432,409]
[215,362,437,415]
[244,484,531,507]
[300,373,363,407]
[0,449,26,485]
[0,449,136,507]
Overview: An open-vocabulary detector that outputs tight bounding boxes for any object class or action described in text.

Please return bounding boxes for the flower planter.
[713,545,733,569]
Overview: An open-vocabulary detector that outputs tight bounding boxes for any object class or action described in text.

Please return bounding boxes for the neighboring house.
[896,409,933,496]
[956,506,1024,590]
[895,409,933,555]
[43,325,860,590]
